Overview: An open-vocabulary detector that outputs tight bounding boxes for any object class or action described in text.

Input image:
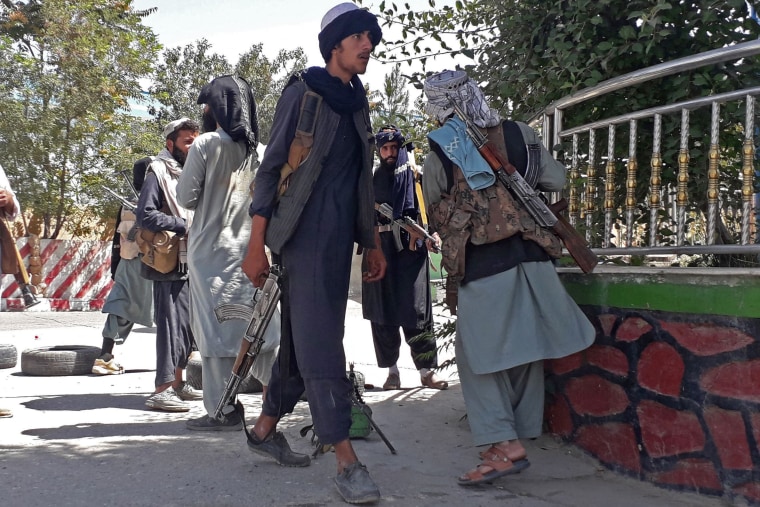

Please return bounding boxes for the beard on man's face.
[172,145,187,166]
[379,154,397,170]
[202,109,217,134]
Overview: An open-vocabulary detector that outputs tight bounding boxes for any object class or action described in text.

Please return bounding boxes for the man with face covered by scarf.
[177,75,280,431]
[422,70,594,486]
[361,125,447,392]
[137,118,202,412]
[242,3,386,504]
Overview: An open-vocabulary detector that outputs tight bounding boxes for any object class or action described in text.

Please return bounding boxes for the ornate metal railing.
[530,39,760,264]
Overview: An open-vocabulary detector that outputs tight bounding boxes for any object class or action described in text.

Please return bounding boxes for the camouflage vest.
[429,124,561,281]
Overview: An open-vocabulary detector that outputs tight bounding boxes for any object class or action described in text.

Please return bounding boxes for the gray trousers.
[200,351,278,417]
[201,356,236,416]
[456,337,545,446]
[102,314,134,345]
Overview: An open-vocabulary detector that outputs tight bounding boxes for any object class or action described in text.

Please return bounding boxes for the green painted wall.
[560,268,760,319]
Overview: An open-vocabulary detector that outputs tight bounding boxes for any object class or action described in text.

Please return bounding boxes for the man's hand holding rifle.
[212,265,282,421]
[447,98,598,273]
[374,202,441,253]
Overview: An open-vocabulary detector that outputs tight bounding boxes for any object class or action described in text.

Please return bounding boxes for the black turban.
[318,4,382,62]
[197,75,259,153]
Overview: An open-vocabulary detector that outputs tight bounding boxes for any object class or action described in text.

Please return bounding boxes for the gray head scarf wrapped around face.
[423,70,501,128]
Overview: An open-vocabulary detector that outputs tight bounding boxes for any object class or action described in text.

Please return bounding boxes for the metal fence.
[530,39,760,265]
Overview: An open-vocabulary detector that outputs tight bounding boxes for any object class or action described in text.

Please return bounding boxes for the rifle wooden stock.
[481,143,599,273]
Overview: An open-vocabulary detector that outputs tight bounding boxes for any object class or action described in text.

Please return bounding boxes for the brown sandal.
[458,446,530,486]
[421,371,448,390]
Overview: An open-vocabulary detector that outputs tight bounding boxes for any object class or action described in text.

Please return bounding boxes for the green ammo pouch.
[349,404,372,439]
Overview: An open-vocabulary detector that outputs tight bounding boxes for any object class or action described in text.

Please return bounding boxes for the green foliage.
[367,63,438,164]
[235,44,307,144]
[148,39,233,128]
[148,40,307,146]
[364,0,760,248]
[0,0,160,238]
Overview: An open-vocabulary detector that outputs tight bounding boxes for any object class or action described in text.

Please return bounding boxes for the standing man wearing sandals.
[92,157,155,375]
[422,70,594,487]
[361,125,447,391]
[242,3,387,504]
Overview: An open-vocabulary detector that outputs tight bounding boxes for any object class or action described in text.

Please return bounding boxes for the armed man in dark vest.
[242,3,386,504]
[421,69,595,487]
[361,125,448,392]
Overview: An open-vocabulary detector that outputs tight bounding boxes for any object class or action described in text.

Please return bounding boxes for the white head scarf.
[423,70,501,128]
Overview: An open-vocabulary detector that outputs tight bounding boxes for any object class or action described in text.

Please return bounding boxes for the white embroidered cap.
[321,2,358,30]
[162,117,191,138]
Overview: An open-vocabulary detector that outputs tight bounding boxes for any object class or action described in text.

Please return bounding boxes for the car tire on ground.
[0,344,18,369]
[21,345,101,376]
[185,357,263,393]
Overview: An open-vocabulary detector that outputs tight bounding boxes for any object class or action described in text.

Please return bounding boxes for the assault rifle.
[375,202,441,253]
[102,185,137,212]
[213,265,283,420]
[448,100,598,273]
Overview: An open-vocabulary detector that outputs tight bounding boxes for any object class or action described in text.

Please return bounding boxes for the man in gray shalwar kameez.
[178,75,279,431]
[92,157,154,375]
[422,70,595,487]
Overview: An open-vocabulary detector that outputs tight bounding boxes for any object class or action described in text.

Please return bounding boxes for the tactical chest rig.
[429,120,561,282]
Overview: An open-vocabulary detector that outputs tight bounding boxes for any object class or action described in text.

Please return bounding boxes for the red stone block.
[637,400,705,458]
[49,299,70,311]
[637,342,684,397]
[587,345,629,377]
[616,317,652,342]
[751,414,760,453]
[545,394,574,438]
[700,360,760,403]
[576,423,642,473]
[546,352,584,375]
[565,374,629,417]
[650,459,721,491]
[704,406,753,470]
[734,482,760,503]
[599,313,617,337]
[661,321,754,356]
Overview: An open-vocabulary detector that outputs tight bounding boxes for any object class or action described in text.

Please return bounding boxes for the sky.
[131,0,465,101]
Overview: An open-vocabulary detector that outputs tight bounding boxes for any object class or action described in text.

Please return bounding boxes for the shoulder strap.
[502,120,541,188]
[429,139,455,193]
[286,90,322,169]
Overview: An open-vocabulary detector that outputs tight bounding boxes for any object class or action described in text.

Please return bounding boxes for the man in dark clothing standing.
[362,126,447,391]
[242,3,386,504]
[136,118,202,412]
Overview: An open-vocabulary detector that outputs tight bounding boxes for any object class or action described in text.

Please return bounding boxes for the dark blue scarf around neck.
[300,66,367,114]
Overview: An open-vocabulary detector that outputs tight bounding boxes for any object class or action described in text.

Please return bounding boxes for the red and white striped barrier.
[1,239,114,311]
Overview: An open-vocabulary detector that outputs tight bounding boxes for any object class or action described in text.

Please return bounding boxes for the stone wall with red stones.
[545,307,760,504]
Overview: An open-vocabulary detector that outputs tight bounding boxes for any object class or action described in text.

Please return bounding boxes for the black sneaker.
[247,431,311,467]
[186,413,242,431]
[335,461,381,504]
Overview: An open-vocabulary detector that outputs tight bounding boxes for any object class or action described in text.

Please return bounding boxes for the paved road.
[0,306,728,507]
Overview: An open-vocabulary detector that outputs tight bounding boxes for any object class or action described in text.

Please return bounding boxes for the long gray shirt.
[423,120,594,372]
[177,130,279,358]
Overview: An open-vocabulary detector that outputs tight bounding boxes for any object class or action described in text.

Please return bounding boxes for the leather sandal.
[383,373,401,390]
[420,370,448,390]
[458,446,530,486]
